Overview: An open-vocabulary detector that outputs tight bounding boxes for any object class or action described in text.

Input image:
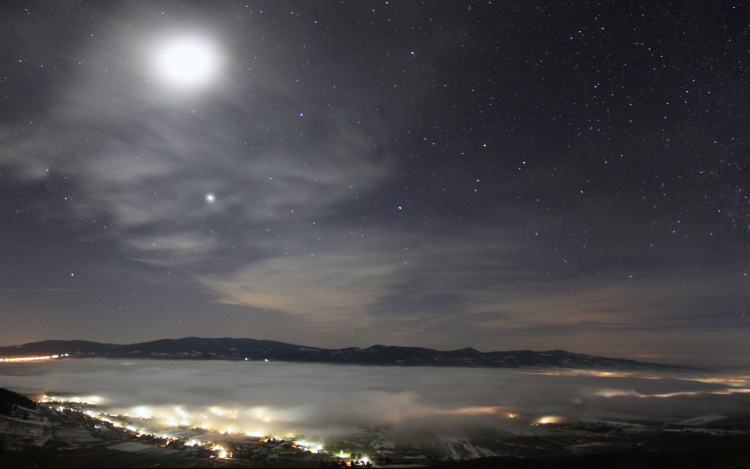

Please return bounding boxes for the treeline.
[0,388,37,416]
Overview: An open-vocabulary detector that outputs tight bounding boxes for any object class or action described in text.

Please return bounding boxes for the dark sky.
[1,1,748,366]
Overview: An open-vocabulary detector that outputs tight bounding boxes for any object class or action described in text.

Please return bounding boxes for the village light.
[536,416,563,425]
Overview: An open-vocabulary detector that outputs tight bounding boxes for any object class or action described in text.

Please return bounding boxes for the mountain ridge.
[0,337,685,370]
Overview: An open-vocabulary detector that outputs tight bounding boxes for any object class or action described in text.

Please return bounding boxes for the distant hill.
[0,337,683,370]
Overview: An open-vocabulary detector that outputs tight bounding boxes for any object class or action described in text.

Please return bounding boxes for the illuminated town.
[4,394,385,466]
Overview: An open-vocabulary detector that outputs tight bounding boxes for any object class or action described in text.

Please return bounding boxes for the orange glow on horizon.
[1,356,55,362]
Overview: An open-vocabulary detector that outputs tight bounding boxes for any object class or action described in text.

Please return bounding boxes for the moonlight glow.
[154,37,218,87]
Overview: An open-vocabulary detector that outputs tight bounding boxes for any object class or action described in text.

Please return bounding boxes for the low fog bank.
[1,360,749,436]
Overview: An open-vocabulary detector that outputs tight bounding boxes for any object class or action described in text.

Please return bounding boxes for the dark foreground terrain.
[0,337,683,370]
[441,432,750,468]
[2,422,750,468]
[5,434,750,469]
[1,389,749,468]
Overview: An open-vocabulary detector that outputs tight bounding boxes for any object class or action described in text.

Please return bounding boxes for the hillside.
[0,388,37,416]
[0,338,683,370]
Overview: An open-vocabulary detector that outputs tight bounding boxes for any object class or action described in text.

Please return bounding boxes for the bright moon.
[154,37,217,87]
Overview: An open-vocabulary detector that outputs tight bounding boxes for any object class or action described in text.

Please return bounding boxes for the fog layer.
[2,360,749,436]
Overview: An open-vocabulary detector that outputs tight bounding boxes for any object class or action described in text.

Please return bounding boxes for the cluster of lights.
[296,440,325,453]
[520,370,635,378]
[596,388,750,399]
[48,396,353,462]
[1,353,68,362]
[535,416,564,425]
[50,405,180,442]
[521,369,750,389]
[336,450,370,463]
[49,400,348,463]
[40,394,100,405]
[212,445,228,459]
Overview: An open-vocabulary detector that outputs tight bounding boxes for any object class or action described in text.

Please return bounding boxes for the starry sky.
[1,1,748,366]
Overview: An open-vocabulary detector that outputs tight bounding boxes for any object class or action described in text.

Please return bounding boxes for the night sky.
[1,1,748,366]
